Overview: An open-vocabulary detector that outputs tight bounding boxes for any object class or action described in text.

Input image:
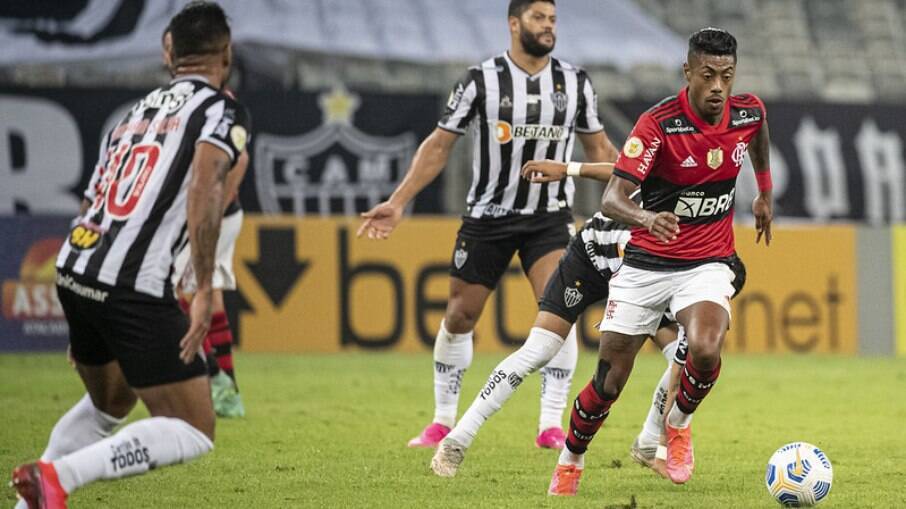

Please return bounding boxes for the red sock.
[675,356,721,414]
[565,380,616,454]
[208,312,235,382]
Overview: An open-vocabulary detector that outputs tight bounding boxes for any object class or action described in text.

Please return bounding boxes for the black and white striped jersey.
[438,51,603,219]
[56,76,250,298]
[578,192,641,274]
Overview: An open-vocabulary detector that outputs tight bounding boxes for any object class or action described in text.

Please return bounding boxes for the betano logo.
[495,121,566,144]
[1,238,65,320]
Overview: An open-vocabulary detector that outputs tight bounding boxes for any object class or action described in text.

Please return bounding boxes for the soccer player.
[11,3,248,507]
[429,158,746,478]
[359,0,618,450]
[547,27,773,495]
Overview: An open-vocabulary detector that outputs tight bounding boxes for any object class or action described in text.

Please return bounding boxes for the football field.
[2,352,905,508]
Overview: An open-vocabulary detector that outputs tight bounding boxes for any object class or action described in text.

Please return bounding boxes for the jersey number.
[102,142,162,220]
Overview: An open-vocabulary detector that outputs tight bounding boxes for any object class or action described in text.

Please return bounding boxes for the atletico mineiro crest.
[707,148,724,169]
[563,284,583,308]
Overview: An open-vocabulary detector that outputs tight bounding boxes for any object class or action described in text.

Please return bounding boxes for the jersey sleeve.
[437,69,481,134]
[197,96,251,164]
[612,113,663,185]
[575,70,604,133]
[83,131,110,202]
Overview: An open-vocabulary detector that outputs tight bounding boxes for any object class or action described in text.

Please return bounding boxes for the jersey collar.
[170,74,210,85]
[504,51,551,79]
[678,87,730,133]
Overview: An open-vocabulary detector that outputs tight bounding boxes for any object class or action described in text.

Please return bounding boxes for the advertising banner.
[228,217,859,354]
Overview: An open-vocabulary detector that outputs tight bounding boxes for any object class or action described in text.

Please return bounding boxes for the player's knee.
[688,329,723,369]
[444,308,479,333]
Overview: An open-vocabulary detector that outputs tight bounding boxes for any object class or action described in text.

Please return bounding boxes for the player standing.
[358,0,617,450]
[547,27,773,495]
[11,3,247,507]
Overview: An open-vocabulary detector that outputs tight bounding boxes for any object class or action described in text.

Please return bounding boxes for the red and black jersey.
[613,87,765,270]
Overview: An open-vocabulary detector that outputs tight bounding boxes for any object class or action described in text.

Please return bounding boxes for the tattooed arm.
[179,142,232,364]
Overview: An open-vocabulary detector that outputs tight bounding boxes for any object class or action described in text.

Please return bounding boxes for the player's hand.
[521,160,567,183]
[752,195,773,246]
[644,211,680,243]
[357,201,403,240]
[179,290,212,364]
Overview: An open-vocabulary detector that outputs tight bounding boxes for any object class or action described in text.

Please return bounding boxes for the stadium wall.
[4,216,902,356]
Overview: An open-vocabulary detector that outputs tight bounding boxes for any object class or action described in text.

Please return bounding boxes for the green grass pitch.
[2,352,905,508]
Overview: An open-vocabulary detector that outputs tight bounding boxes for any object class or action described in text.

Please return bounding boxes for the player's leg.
[549,264,670,495]
[409,233,515,447]
[523,248,578,448]
[549,330,647,496]
[207,210,242,383]
[519,215,577,447]
[432,238,610,475]
[631,321,682,475]
[12,286,212,506]
[661,263,735,484]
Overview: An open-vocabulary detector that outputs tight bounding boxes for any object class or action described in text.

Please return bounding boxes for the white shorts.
[172,210,243,293]
[600,262,735,336]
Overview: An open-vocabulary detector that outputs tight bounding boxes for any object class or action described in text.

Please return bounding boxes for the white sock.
[447,327,563,448]
[53,417,213,494]
[640,362,673,446]
[538,325,578,432]
[40,394,124,461]
[661,338,679,363]
[667,402,692,429]
[432,320,474,427]
[558,447,585,468]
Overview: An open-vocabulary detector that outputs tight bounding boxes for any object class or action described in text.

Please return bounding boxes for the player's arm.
[601,176,678,243]
[521,161,614,183]
[222,149,248,213]
[520,131,618,183]
[357,127,458,239]
[747,118,773,245]
[180,142,231,363]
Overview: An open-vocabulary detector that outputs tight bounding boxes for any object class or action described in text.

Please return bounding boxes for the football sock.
[53,417,212,494]
[668,356,721,428]
[639,339,681,445]
[447,327,563,447]
[538,325,577,432]
[432,320,473,427]
[40,394,124,461]
[203,337,220,377]
[208,312,235,383]
[564,380,615,456]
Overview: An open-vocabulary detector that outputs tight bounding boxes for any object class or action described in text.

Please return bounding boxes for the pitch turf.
[2,352,905,508]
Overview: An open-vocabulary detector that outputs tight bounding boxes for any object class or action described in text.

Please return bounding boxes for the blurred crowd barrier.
[4,215,904,357]
[3,87,906,221]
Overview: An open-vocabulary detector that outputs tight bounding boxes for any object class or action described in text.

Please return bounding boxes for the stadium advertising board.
[231,217,858,354]
[0,216,71,351]
[0,87,442,216]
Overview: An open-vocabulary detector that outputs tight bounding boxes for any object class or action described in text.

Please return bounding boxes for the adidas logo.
[681,156,698,168]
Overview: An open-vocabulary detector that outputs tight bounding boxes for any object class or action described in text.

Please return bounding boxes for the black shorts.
[538,235,612,324]
[56,270,206,388]
[450,210,573,289]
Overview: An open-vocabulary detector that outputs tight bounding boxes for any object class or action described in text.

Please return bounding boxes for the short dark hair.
[688,27,737,60]
[508,0,555,18]
[168,1,231,59]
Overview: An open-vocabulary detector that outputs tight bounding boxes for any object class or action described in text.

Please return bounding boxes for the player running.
[358,0,618,450]
[547,27,773,495]
[11,3,247,507]
[430,159,746,478]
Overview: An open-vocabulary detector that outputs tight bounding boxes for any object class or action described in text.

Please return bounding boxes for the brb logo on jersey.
[494,121,567,144]
[673,188,736,219]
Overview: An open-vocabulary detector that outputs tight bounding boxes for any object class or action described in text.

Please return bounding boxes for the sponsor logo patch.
[230,125,248,153]
[623,136,643,158]
[673,188,736,218]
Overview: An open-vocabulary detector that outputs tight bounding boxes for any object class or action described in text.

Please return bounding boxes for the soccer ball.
[765,442,833,506]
